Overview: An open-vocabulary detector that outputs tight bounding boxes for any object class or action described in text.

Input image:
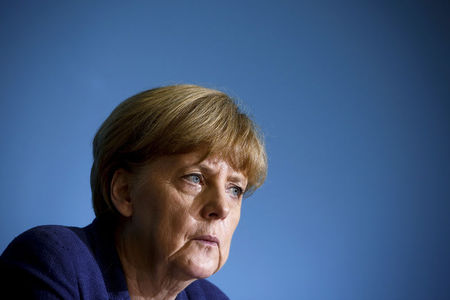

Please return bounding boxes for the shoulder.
[1,225,101,299]
[2,225,84,262]
[1,225,90,267]
[182,279,230,300]
[5,224,84,248]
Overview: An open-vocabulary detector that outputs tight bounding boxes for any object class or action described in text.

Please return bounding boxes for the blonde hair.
[91,84,267,217]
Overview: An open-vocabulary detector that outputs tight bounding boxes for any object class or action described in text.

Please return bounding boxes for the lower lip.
[194,239,218,246]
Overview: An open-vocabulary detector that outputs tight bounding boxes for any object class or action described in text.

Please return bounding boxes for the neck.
[114,223,195,300]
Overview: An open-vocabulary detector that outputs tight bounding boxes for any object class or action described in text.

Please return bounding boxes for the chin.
[185,264,217,279]
[176,256,222,280]
[170,242,226,279]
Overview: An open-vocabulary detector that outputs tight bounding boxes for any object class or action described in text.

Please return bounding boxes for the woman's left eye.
[229,186,243,197]
[185,174,202,184]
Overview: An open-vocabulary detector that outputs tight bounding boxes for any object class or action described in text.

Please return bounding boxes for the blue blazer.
[0,216,229,299]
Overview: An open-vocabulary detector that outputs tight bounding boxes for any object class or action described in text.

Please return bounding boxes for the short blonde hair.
[91,84,267,217]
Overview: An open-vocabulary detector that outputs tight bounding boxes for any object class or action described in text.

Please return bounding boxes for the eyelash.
[183,173,243,198]
[184,173,203,184]
[229,186,243,197]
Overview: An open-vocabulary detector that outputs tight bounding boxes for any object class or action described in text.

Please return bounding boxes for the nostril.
[200,191,230,220]
[208,212,219,218]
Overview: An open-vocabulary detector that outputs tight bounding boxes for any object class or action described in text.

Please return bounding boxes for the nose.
[199,186,230,220]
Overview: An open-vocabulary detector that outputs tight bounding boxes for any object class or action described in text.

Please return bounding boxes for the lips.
[192,235,219,246]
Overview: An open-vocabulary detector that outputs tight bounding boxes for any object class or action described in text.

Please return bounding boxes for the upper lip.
[193,235,220,246]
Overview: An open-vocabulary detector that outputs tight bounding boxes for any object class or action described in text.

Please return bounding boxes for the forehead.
[195,156,247,182]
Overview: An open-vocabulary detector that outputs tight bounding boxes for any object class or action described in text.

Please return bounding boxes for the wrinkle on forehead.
[197,157,248,187]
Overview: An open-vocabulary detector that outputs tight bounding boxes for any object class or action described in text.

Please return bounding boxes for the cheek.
[229,207,241,236]
[132,189,189,251]
[160,201,196,255]
[219,211,241,261]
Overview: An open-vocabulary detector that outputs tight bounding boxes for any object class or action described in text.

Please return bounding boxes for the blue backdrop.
[1,1,449,299]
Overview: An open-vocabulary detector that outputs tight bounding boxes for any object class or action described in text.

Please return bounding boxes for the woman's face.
[120,149,247,279]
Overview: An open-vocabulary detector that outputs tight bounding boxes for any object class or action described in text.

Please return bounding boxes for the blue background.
[1,1,449,299]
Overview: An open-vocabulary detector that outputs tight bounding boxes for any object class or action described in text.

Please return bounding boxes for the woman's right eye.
[184,174,202,184]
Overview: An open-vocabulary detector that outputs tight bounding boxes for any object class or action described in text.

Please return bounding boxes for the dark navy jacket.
[0,217,229,299]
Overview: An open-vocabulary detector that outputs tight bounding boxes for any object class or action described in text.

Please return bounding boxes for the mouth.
[192,235,219,247]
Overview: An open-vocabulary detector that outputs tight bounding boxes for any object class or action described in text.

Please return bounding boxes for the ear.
[110,169,133,217]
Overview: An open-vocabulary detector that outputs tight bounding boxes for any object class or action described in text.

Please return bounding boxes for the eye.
[229,186,243,197]
[184,174,202,184]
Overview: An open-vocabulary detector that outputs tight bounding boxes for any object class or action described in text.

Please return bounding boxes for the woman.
[0,85,267,299]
